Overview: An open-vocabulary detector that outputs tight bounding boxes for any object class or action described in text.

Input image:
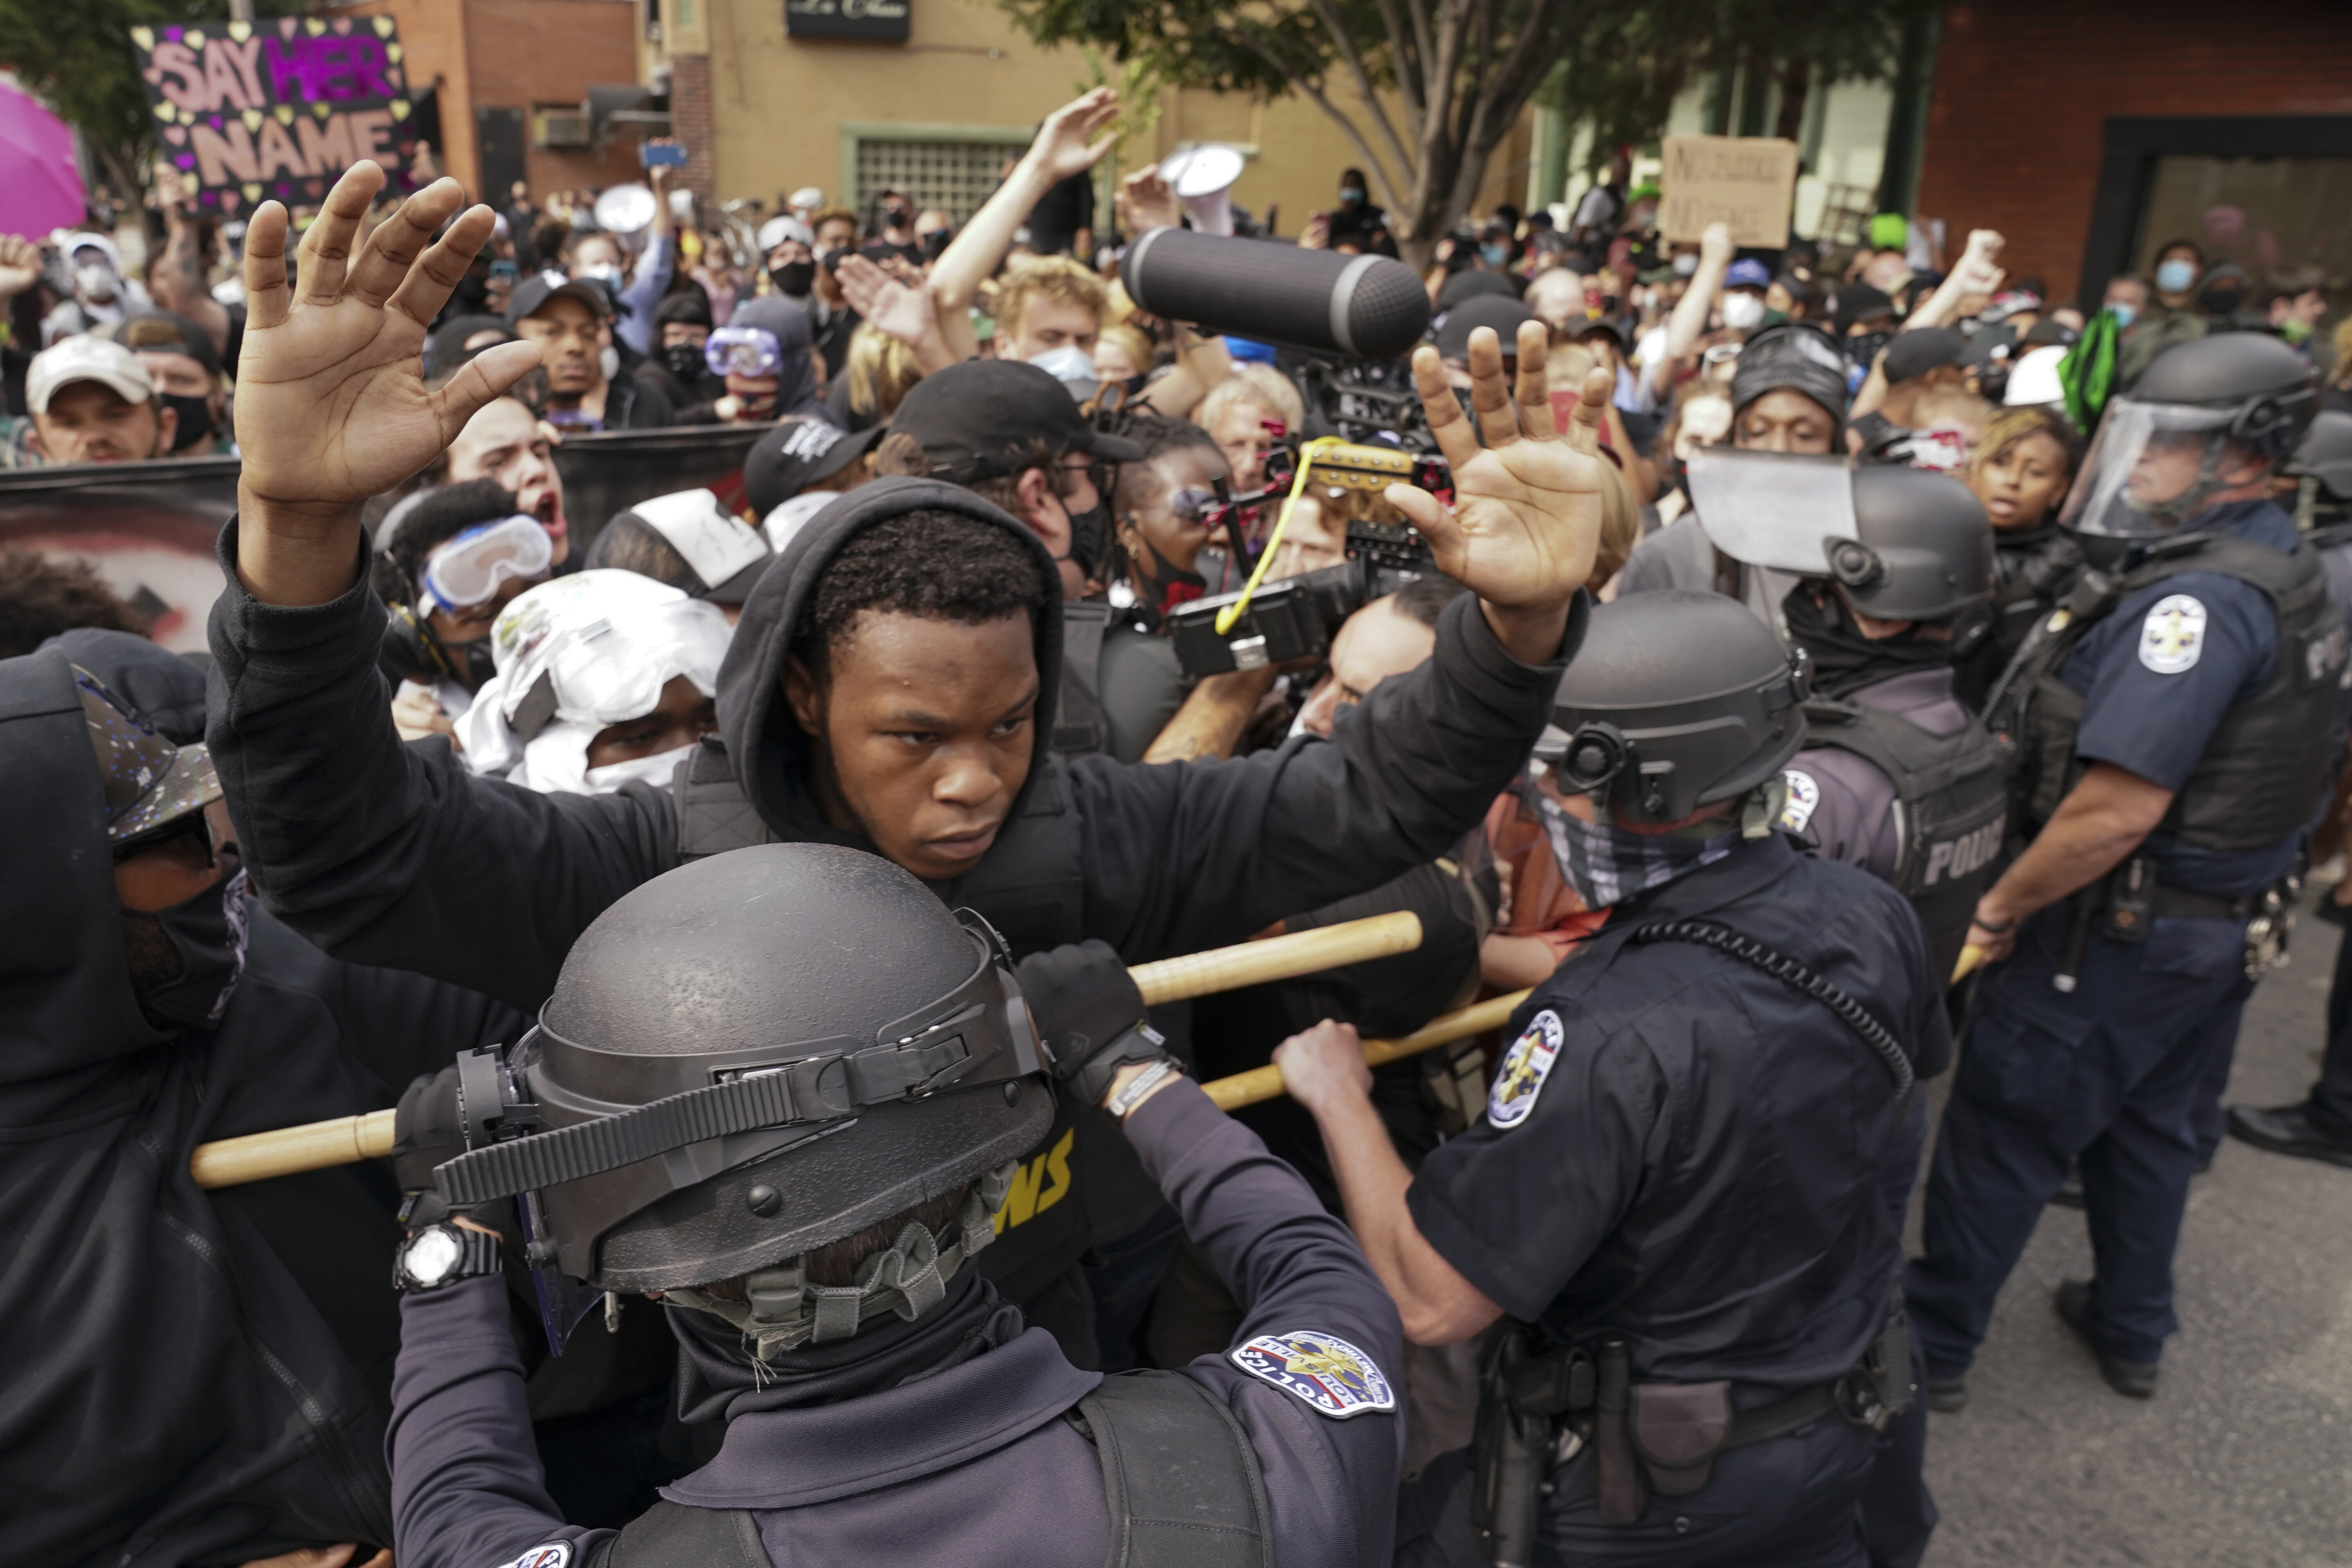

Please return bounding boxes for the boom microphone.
[1121,228,1430,362]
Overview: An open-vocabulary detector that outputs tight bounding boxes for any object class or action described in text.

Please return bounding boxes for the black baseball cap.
[744,415,887,516]
[506,270,613,327]
[1436,294,1539,362]
[887,360,1143,485]
[1881,327,1968,384]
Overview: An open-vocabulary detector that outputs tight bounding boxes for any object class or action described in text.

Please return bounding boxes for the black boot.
[2053,1280,2158,1399]
[2226,1102,2352,1169]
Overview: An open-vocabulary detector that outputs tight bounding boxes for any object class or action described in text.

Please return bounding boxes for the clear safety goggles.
[2061,399,2238,540]
[419,514,554,615]
[705,325,783,379]
[501,595,732,735]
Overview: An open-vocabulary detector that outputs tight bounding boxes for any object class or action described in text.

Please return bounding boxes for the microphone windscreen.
[1121,229,1430,361]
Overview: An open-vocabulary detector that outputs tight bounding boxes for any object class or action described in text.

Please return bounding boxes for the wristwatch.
[394,1222,505,1293]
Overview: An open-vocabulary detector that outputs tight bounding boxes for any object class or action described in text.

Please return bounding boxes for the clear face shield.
[2061,399,2245,541]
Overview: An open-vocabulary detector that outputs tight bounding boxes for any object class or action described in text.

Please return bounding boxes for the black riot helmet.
[2063,332,2318,541]
[2288,409,2352,524]
[433,844,1051,1306]
[1536,591,1809,824]
[1825,465,1995,623]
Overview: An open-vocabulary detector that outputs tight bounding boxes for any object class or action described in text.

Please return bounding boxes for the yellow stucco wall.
[670,0,1533,236]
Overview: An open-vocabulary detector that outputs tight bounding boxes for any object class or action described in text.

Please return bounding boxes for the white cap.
[53,230,121,271]
[758,214,814,253]
[2004,344,2070,408]
[788,186,825,212]
[27,335,154,414]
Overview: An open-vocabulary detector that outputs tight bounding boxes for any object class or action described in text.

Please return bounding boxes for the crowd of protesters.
[5,77,2351,1568]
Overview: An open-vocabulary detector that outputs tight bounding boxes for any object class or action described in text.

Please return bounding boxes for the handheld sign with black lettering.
[133,15,422,214]
[1660,135,1799,250]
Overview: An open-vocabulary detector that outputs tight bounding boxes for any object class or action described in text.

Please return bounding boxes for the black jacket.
[0,632,527,1568]
[205,476,1577,1012]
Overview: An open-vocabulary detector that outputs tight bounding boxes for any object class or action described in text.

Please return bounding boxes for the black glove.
[1017,940,1174,1109]
[390,1062,518,1245]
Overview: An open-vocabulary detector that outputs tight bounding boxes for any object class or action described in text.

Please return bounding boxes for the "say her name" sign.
[134,15,422,213]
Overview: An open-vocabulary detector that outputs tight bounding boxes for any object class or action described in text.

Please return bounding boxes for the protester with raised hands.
[207,158,1612,1363]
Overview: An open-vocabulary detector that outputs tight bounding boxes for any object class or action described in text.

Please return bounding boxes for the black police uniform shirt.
[1778,667,1973,882]
[2059,500,2301,897]
[1407,834,1952,1394]
[384,1082,1405,1568]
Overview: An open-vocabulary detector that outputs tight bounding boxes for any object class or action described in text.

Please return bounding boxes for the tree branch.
[1220,17,1404,209]
[1305,0,1416,191]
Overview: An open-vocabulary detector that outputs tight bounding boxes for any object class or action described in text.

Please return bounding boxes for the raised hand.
[1383,318,1611,663]
[1117,169,1181,235]
[233,162,541,606]
[835,253,954,372]
[0,235,43,300]
[1026,88,1120,184]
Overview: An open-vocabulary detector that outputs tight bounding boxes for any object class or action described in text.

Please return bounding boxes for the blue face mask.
[1340,187,1366,205]
[2155,259,2197,295]
[1481,242,1510,267]
[2108,302,2138,329]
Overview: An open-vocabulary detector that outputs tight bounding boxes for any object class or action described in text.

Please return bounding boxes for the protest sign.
[1660,135,1799,249]
[132,15,421,213]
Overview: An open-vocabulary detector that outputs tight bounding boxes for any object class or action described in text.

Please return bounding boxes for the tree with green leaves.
[0,0,303,208]
[992,0,1931,267]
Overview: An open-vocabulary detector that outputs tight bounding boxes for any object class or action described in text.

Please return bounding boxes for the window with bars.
[853,138,1019,225]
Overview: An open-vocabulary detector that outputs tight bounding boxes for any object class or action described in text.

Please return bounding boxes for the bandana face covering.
[1780,584,1948,699]
[128,866,252,1029]
[1529,787,1739,911]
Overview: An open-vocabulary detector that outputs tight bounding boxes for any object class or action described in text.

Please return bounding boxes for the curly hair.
[794,508,1054,681]
[0,550,146,657]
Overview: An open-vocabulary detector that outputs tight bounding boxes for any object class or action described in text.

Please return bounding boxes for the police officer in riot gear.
[383,844,1407,1568]
[1276,592,1951,1568]
[1702,460,2006,979]
[2227,407,2352,1169]
[1912,333,2336,1406]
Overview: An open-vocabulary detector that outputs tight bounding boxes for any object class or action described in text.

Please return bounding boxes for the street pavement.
[1920,895,2352,1567]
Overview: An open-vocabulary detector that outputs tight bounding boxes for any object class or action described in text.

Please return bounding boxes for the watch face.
[406,1226,462,1286]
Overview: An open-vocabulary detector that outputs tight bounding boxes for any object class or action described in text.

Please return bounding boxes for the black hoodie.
[207,478,1578,1250]
[1,631,527,1568]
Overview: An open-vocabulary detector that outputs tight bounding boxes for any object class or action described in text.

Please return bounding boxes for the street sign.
[787,0,912,43]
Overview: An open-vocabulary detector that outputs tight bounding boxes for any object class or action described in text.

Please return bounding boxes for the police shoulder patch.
[2138,593,2206,675]
[1487,1008,1565,1129]
[495,1543,571,1568]
[1231,1329,1396,1418]
[1779,769,1821,833]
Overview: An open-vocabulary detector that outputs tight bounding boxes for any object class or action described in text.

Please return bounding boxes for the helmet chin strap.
[663,1160,1018,1360]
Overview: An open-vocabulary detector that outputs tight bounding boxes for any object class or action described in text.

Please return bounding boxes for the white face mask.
[584,740,698,793]
[74,262,118,302]
[599,345,622,382]
[1672,253,1699,278]
[1721,292,1766,331]
[1028,343,1098,402]
[577,262,625,290]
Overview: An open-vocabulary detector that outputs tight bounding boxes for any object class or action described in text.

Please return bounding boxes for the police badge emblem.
[2138,594,2206,674]
[496,1545,571,1568]
[1778,769,1821,833]
[1231,1329,1396,1418]
[1487,1008,1564,1129]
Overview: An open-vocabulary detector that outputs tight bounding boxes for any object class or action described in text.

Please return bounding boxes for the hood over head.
[729,295,821,418]
[715,476,1063,866]
[0,638,184,1082]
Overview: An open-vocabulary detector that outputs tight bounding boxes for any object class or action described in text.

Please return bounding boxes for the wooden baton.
[187,910,1426,1191]
[1199,987,1535,1112]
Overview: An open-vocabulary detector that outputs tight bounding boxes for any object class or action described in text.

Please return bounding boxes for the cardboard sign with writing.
[132,15,420,213]
[1660,135,1798,249]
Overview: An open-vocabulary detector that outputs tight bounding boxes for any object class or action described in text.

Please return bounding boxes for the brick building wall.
[1913,0,2352,308]
[666,54,715,204]
[463,0,645,199]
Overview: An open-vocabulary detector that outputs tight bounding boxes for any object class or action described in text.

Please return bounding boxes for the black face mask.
[769,259,816,298]
[663,341,708,382]
[122,863,250,1032]
[160,392,214,451]
[453,271,492,313]
[1781,584,1950,699]
[1845,331,1891,376]
[1064,496,1112,580]
[920,229,951,262]
[2198,286,2245,317]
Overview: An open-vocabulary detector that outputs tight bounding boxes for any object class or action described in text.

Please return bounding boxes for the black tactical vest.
[1989,532,2346,853]
[1798,696,2007,980]
[580,1370,1272,1568]
[670,735,1094,1302]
